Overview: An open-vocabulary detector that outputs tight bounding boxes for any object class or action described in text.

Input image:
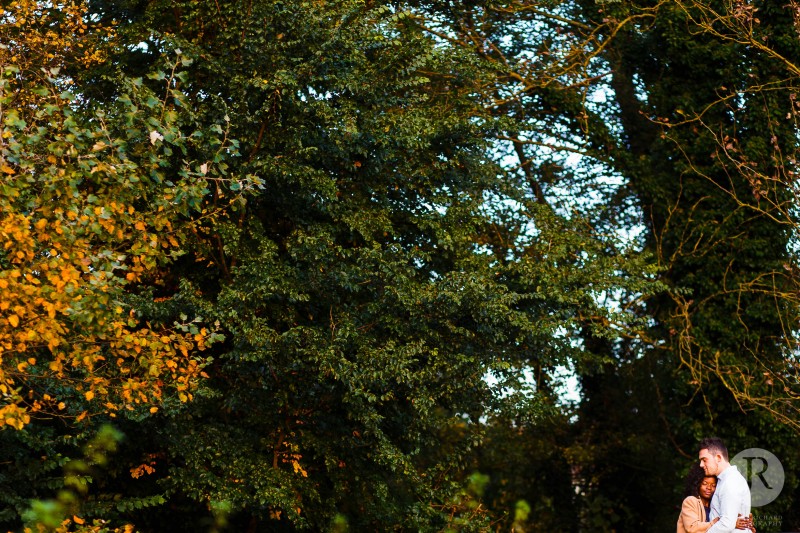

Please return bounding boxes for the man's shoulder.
[720,465,745,480]
[727,465,749,484]
[721,465,752,503]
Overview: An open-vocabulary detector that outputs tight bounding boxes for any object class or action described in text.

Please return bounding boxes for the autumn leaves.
[0,2,233,431]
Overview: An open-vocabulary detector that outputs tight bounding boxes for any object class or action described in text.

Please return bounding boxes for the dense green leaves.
[3,1,800,531]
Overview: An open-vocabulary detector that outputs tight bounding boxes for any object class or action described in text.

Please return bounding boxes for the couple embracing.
[677,438,755,533]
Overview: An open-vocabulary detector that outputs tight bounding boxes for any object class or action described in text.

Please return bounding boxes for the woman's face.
[699,476,717,500]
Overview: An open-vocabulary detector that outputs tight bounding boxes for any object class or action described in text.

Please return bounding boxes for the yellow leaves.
[4,417,27,430]
[3,0,112,88]
[60,267,76,282]
[43,301,58,319]
[0,404,31,430]
[0,46,219,431]
[1,318,211,426]
[73,516,85,525]
[292,459,308,478]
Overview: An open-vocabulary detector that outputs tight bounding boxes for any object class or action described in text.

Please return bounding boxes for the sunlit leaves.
[0,3,249,428]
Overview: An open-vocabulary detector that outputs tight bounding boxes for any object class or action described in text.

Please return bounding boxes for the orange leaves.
[291,459,309,478]
[0,154,212,428]
[0,3,243,431]
[0,404,31,430]
[130,462,156,479]
[0,157,217,429]
[278,441,309,478]
[0,0,113,79]
[21,513,135,533]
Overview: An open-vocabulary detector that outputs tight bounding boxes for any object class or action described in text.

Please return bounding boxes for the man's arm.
[707,480,750,533]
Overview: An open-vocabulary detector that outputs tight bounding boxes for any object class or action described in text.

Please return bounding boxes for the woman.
[677,463,756,533]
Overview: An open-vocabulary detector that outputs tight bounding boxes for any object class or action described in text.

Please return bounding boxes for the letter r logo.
[732,448,784,507]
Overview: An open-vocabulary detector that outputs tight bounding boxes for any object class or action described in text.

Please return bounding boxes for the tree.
[0,0,247,429]
[403,0,800,529]
[572,1,800,529]
[5,1,800,531]
[0,2,247,528]
[21,0,657,530]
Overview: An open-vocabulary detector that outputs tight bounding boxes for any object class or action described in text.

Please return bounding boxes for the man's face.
[699,448,720,476]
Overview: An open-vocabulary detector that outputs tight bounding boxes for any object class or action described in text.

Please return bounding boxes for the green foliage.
[20,424,130,532]
[5,0,800,532]
[63,1,660,530]
[0,46,242,427]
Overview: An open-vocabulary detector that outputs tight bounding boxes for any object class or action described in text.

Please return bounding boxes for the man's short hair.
[699,437,729,461]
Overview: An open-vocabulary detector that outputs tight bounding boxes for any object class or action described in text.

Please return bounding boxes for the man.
[699,437,752,533]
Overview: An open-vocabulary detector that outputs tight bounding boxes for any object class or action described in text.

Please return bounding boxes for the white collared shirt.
[708,464,751,533]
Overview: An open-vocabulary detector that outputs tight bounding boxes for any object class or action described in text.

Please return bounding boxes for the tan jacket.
[677,496,713,533]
